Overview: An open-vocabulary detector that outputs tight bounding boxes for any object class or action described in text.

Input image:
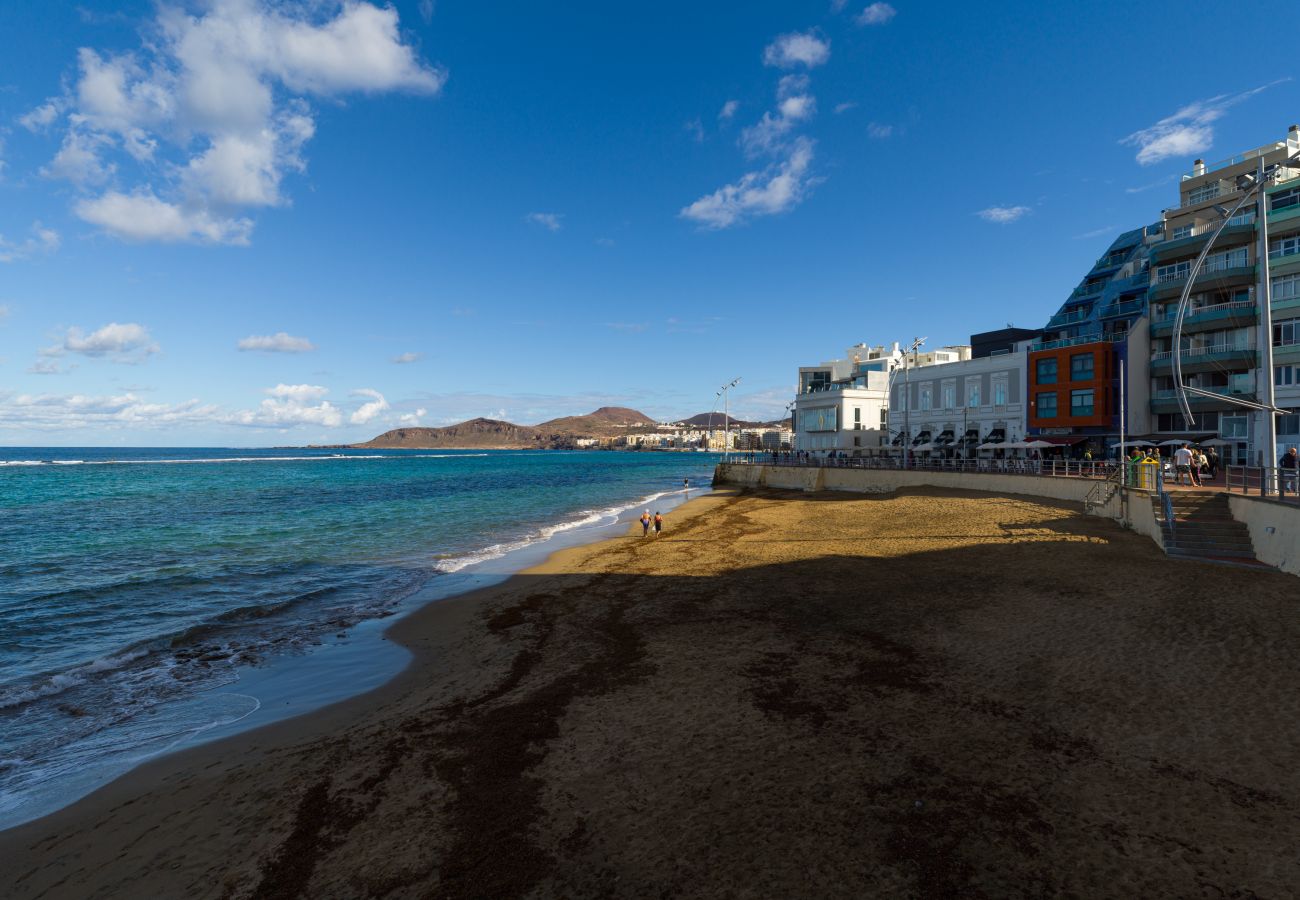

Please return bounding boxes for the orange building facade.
[1026,341,1117,431]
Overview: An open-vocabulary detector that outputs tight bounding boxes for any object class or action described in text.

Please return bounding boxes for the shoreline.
[0,468,713,832]
[5,485,1298,897]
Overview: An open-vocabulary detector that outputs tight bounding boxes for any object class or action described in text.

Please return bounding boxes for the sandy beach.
[4,485,1300,898]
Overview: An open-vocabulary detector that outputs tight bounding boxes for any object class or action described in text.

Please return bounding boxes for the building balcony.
[1029,333,1123,352]
[1149,300,1257,336]
[1070,282,1108,300]
[1098,299,1146,319]
[1149,263,1255,300]
[1150,344,1257,373]
[1149,387,1256,413]
[1045,308,1092,329]
[1153,221,1256,259]
[1275,342,1300,365]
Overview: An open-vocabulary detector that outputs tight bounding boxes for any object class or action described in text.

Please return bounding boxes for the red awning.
[1034,435,1090,446]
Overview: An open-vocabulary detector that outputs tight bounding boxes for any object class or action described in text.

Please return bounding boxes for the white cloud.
[718,99,739,121]
[236,383,342,427]
[19,101,61,132]
[349,388,389,424]
[856,3,897,26]
[762,31,830,69]
[526,212,563,231]
[867,122,894,139]
[392,351,422,363]
[681,137,815,229]
[830,0,848,11]
[76,191,253,245]
[977,205,1031,224]
[0,391,219,430]
[238,332,316,353]
[833,101,857,115]
[1121,84,1280,166]
[685,118,705,142]
[36,0,444,244]
[1074,225,1117,240]
[45,321,160,363]
[418,0,435,24]
[740,76,817,158]
[27,359,66,375]
[0,223,61,263]
[399,406,427,425]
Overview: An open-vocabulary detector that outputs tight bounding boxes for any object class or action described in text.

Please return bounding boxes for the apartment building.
[888,332,1029,455]
[793,342,971,454]
[1144,125,1300,463]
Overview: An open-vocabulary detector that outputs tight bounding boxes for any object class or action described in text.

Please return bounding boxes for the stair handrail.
[1083,465,1124,513]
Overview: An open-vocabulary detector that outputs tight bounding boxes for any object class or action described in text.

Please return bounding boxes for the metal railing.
[1151,298,1255,323]
[726,454,1123,480]
[1224,465,1300,503]
[1150,342,1256,362]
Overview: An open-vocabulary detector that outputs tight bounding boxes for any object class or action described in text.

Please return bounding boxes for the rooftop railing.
[1181,142,1289,180]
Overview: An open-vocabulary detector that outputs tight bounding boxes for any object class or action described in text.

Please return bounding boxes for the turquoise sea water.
[0,447,720,828]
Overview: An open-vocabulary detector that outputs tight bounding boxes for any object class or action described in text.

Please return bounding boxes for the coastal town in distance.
[5,1,1300,898]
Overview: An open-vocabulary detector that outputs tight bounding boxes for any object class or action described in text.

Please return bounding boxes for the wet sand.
[4,486,1299,898]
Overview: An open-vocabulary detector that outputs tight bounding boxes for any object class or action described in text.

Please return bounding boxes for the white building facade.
[888,351,1028,456]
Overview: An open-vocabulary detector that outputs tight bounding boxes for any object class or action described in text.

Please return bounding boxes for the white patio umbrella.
[1002,441,1029,450]
[1117,439,1155,447]
[1200,437,1235,446]
[976,442,1003,451]
[1157,439,1192,447]
[1023,440,1055,449]
[912,442,935,452]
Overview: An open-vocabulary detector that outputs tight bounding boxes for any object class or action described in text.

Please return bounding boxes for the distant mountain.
[535,406,658,436]
[677,412,771,429]
[355,418,546,450]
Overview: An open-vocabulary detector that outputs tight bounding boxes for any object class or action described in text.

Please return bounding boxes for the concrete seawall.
[1228,494,1300,576]
[714,462,1165,551]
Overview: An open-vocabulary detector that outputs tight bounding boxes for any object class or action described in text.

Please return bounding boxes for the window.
[1155,260,1192,284]
[1070,352,1095,381]
[1157,412,1218,432]
[1037,392,1058,418]
[1276,320,1300,348]
[941,383,956,409]
[854,407,861,428]
[879,408,888,427]
[919,387,932,411]
[1279,409,1300,436]
[1270,233,1300,260]
[1187,183,1220,205]
[1274,273,1300,301]
[1171,224,1193,240]
[1222,413,1248,438]
[966,382,981,407]
[1036,358,1058,384]
[1070,389,1095,417]
[993,379,1008,406]
[1272,185,1300,212]
[1277,365,1300,386]
[1229,372,1253,394]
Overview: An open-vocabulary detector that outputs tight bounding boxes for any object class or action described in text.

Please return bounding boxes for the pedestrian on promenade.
[1195,448,1209,483]
[1173,443,1195,486]
[653,511,663,536]
[1207,447,1220,481]
[1281,446,1298,495]
[640,510,651,537]
[1127,448,1142,487]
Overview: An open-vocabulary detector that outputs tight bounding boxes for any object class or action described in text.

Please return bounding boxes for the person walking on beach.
[653,511,663,536]
[683,477,690,492]
[640,510,651,537]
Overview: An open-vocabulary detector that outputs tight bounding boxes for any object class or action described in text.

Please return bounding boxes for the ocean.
[0,447,721,829]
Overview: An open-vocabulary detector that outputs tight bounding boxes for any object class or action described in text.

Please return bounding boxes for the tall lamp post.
[716,377,741,461]
[900,337,926,469]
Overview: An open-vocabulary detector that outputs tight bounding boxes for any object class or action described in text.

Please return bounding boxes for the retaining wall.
[1227,495,1300,576]
[715,463,1165,549]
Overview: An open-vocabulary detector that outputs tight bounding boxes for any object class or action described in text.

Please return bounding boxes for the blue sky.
[0,0,1296,445]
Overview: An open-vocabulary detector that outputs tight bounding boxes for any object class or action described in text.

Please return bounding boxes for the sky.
[0,0,1297,446]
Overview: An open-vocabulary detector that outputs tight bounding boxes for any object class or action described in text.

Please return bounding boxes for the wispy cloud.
[762,31,830,69]
[682,137,815,229]
[856,2,897,25]
[867,122,895,139]
[977,205,1031,224]
[605,322,647,332]
[1125,173,1178,194]
[526,212,563,232]
[0,223,60,263]
[718,100,739,122]
[238,332,315,353]
[349,388,389,425]
[833,101,857,115]
[685,118,705,142]
[1074,225,1117,240]
[392,351,422,364]
[1121,82,1285,166]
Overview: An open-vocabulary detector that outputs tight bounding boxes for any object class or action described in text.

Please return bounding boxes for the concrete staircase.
[1156,493,1269,567]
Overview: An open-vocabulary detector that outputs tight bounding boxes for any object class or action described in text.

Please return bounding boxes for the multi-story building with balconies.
[1146,125,1300,463]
